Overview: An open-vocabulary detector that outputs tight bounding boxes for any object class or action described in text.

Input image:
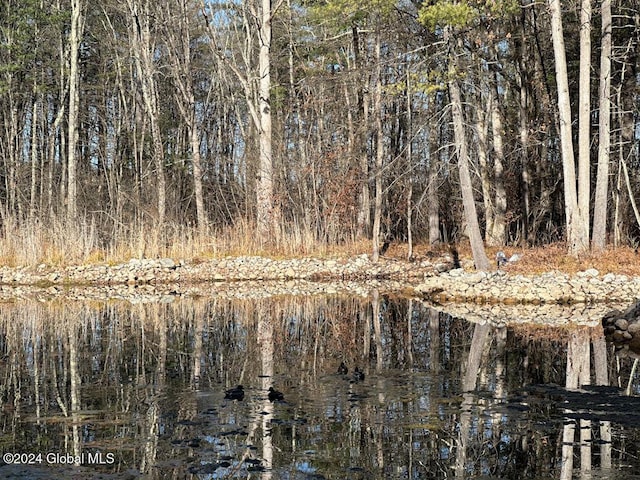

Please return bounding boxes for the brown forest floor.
[382,241,640,276]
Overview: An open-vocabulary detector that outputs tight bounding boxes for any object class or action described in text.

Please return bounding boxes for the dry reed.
[0,215,368,267]
[1,215,639,274]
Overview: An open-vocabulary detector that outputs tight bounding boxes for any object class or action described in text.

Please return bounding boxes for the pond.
[0,291,639,479]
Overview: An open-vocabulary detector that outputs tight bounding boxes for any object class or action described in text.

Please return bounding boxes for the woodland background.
[0,0,638,266]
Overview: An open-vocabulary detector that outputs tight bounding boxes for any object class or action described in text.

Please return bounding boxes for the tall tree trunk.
[451,80,490,270]
[428,99,441,245]
[67,0,84,222]
[191,125,207,234]
[353,26,371,239]
[489,76,507,245]
[288,0,310,230]
[29,95,40,221]
[163,1,207,234]
[592,0,612,250]
[372,31,384,262]
[405,66,414,260]
[129,0,166,228]
[129,0,167,231]
[577,0,592,246]
[448,40,491,270]
[548,0,588,254]
[256,0,275,240]
[148,91,166,228]
[519,64,531,240]
[476,96,494,241]
[185,9,206,234]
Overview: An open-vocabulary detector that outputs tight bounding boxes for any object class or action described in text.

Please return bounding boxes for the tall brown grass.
[0,216,369,267]
[486,243,640,276]
[386,240,640,275]
[1,214,639,274]
[0,216,99,267]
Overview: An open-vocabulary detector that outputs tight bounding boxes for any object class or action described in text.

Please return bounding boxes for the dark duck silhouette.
[337,361,348,375]
[352,367,365,383]
[268,387,284,402]
[224,385,245,401]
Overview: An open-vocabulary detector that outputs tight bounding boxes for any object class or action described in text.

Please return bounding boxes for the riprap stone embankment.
[416,268,639,304]
[0,254,433,287]
[0,255,638,307]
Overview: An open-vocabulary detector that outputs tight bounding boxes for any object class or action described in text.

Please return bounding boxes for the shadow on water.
[0,294,638,479]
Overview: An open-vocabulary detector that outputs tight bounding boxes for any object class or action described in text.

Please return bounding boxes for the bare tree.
[353,26,371,239]
[127,0,167,228]
[203,0,280,241]
[592,0,612,249]
[161,0,208,234]
[476,84,494,242]
[255,0,276,239]
[448,35,491,271]
[548,0,589,254]
[372,30,384,262]
[67,0,85,221]
[476,56,507,247]
[489,73,507,245]
[577,0,592,247]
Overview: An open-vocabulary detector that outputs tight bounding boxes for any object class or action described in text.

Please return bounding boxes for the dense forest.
[0,0,638,265]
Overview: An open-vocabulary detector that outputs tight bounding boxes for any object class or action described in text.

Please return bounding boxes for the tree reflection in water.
[0,296,638,478]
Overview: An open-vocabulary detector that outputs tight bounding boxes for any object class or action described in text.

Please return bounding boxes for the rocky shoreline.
[0,254,638,306]
[0,254,433,286]
[417,267,640,304]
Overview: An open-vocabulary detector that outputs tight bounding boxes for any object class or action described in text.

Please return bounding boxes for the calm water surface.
[0,293,639,479]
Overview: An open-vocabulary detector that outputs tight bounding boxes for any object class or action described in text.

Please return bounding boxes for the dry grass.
[201,219,370,259]
[386,240,640,276]
[0,215,639,275]
[0,217,98,267]
[0,216,371,267]
[483,243,640,276]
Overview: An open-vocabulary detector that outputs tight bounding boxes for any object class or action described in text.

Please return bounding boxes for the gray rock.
[158,258,176,268]
[615,319,629,330]
[578,268,599,278]
[448,268,465,277]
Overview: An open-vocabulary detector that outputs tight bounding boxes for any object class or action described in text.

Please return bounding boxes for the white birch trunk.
[256,0,274,240]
